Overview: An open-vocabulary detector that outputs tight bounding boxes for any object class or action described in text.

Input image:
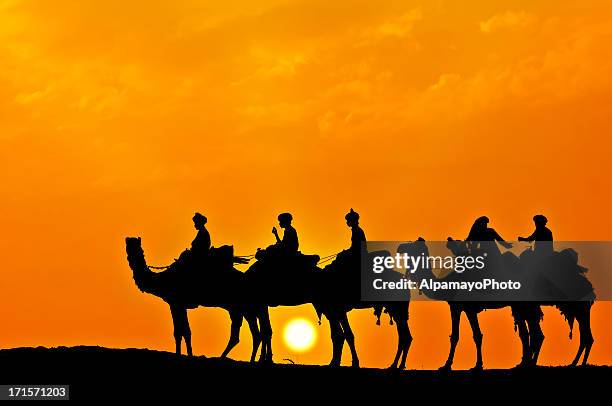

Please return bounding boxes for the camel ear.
[138,237,141,242]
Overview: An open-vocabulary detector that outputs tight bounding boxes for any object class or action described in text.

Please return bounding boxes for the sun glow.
[282,318,317,353]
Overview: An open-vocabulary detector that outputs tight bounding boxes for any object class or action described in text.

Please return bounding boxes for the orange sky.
[1,0,611,369]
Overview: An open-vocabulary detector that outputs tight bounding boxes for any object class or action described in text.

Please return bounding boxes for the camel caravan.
[125,210,595,370]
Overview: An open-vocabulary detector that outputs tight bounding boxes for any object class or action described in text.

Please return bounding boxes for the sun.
[282,318,317,353]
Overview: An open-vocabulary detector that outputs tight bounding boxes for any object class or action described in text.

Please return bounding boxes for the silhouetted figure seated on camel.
[465,215,513,258]
[442,216,524,301]
[319,209,384,306]
[246,213,320,305]
[190,212,211,261]
[252,213,319,276]
[171,213,245,278]
[519,214,554,257]
[325,209,366,273]
[516,215,593,301]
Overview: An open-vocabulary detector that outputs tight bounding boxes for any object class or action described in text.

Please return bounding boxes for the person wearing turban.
[345,208,366,254]
[191,212,211,256]
[519,215,553,255]
[273,212,299,254]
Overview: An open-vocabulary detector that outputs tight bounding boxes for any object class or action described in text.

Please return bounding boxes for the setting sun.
[283,318,317,353]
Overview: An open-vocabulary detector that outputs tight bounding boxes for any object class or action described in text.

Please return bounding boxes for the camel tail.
[556,304,575,339]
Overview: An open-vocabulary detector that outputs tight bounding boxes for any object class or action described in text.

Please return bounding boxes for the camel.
[125,237,268,361]
[397,238,537,371]
[445,239,595,368]
[319,255,411,369]
[398,238,594,370]
[245,249,412,369]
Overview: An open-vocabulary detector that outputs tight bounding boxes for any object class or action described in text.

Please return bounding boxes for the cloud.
[366,8,422,39]
[429,73,461,91]
[249,50,308,79]
[480,11,534,34]
[14,87,51,104]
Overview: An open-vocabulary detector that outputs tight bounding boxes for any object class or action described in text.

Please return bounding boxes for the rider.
[345,208,366,255]
[191,212,211,260]
[175,212,212,270]
[518,214,553,256]
[272,212,299,254]
[344,208,381,319]
[466,216,512,257]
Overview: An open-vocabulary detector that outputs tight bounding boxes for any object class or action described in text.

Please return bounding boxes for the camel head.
[397,238,430,278]
[446,238,469,256]
[126,237,145,267]
[125,237,152,293]
[397,237,429,259]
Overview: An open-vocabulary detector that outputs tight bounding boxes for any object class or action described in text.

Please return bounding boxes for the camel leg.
[398,320,412,369]
[572,305,594,366]
[328,317,344,367]
[184,310,192,356]
[389,305,411,370]
[440,304,461,371]
[515,319,531,367]
[389,319,403,370]
[259,307,273,363]
[466,311,483,370]
[245,311,261,363]
[396,318,412,370]
[221,310,242,359]
[398,307,412,370]
[570,335,585,367]
[580,307,594,366]
[527,315,544,366]
[570,333,585,366]
[170,304,189,356]
[339,312,359,368]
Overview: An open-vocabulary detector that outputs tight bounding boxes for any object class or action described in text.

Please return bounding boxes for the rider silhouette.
[466,216,512,256]
[344,208,382,320]
[272,213,299,254]
[345,208,366,255]
[191,212,211,260]
[519,214,553,255]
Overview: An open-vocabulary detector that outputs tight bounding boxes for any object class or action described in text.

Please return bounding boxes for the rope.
[317,253,338,265]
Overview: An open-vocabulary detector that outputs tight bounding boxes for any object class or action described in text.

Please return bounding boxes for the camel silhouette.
[236,246,412,369]
[398,238,595,370]
[311,264,411,370]
[125,237,268,361]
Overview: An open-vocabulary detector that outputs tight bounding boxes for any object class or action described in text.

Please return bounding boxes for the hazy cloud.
[480,11,534,34]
